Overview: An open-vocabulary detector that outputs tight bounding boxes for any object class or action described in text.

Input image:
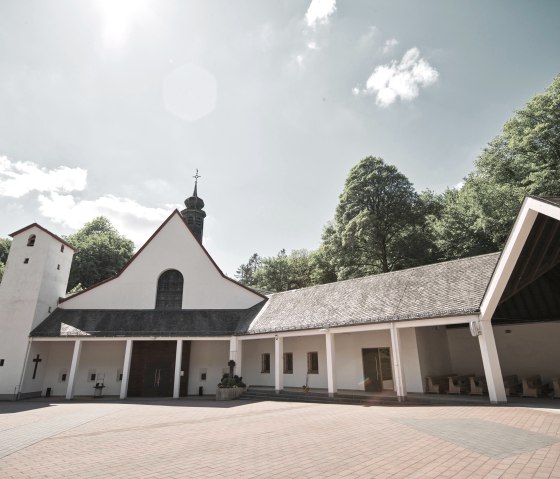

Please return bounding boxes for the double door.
[362,347,392,392]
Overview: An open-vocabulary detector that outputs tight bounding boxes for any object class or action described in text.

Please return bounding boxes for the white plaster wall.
[20,341,51,395]
[334,330,392,391]
[282,335,327,389]
[40,342,74,397]
[187,340,230,395]
[416,326,454,383]
[447,327,485,376]
[0,227,73,397]
[399,328,424,393]
[493,322,560,383]
[71,341,126,397]
[60,213,263,310]
[241,338,275,387]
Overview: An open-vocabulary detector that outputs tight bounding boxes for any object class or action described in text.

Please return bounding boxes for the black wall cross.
[32,354,42,380]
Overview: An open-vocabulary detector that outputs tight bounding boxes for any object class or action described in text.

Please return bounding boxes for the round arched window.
[155,270,184,309]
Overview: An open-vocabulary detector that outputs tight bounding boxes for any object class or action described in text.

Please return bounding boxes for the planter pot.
[216,387,246,401]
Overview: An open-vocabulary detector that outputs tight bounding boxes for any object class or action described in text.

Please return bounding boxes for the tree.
[65,217,135,292]
[323,156,434,279]
[431,74,560,257]
[0,238,11,283]
[235,253,261,287]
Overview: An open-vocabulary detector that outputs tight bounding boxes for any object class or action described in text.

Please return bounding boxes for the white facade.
[0,226,74,399]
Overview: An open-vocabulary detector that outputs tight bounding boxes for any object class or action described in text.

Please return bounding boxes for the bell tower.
[181,170,206,243]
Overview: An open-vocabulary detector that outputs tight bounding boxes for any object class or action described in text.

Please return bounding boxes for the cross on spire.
[193,169,201,197]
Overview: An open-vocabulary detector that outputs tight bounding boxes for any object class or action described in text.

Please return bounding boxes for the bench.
[469,376,487,395]
[426,375,453,394]
[503,374,522,397]
[522,375,547,398]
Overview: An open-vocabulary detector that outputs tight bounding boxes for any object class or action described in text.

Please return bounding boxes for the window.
[23,258,29,264]
[283,352,293,374]
[0,359,4,366]
[60,245,64,252]
[307,352,319,374]
[27,234,36,247]
[379,348,392,381]
[261,353,271,373]
[155,269,184,309]
[57,264,60,270]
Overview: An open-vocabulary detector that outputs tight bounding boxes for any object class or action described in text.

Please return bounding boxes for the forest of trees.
[236,74,560,293]
[0,75,558,292]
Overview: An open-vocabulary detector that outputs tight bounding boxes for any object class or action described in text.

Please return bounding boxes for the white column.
[390,324,407,401]
[120,339,133,400]
[325,331,337,397]
[274,336,283,393]
[229,337,242,377]
[65,340,82,400]
[173,339,183,399]
[478,320,507,404]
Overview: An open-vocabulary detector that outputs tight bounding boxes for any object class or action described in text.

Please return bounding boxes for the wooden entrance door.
[128,341,176,397]
[362,348,392,392]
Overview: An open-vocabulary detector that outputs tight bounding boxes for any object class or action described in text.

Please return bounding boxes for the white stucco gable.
[59,211,265,310]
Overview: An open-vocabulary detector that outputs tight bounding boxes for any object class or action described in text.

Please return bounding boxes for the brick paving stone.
[1,399,560,478]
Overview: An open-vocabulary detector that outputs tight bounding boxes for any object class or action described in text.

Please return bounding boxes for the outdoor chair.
[522,375,546,398]
[448,375,471,394]
[426,375,452,394]
[503,375,522,396]
[553,378,560,399]
[469,376,487,395]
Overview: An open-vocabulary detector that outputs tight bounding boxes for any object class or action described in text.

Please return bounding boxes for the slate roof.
[30,302,266,337]
[246,253,501,334]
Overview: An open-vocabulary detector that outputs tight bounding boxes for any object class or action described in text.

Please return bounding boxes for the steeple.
[181,170,206,243]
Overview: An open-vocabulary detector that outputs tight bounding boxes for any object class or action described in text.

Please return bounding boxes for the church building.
[1,183,559,405]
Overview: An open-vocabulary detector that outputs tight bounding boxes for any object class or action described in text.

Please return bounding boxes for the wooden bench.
[503,374,522,397]
[469,376,487,395]
[522,375,547,398]
[426,375,453,394]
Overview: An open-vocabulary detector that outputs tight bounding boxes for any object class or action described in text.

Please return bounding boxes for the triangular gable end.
[480,197,560,322]
[60,210,265,309]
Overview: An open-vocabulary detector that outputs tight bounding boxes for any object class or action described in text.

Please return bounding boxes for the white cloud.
[305,0,337,28]
[360,47,439,107]
[382,38,398,54]
[38,192,171,246]
[0,156,87,198]
[307,41,318,50]
[359,25,378,46]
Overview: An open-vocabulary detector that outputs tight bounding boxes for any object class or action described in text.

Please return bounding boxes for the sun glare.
[94,0,151,49]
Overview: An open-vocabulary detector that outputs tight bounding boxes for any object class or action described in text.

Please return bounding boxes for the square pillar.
[390,324,407,401]
[120,339,133,400]
[325,331,337,397]
[229,337,242,377]
[478,320,507,404]
[65,340,82,400]
[274,336,283,393]
[173,339,183,399]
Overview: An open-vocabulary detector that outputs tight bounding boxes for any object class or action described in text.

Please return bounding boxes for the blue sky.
[0,0,559,276]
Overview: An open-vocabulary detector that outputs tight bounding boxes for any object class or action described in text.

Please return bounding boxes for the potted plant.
[216,361,247,400]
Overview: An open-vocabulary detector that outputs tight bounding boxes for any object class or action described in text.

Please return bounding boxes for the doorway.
[128,341,189,397]
[362,347,392,392]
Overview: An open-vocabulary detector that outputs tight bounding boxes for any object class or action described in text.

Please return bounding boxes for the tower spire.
[181,169,206,243]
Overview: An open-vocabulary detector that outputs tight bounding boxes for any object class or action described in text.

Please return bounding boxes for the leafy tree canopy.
[323,156,436,279]
[0,238,12,284]
[65,217,135,292]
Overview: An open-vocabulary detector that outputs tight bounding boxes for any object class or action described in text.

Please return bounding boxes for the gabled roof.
[31,302,266,337]
[247,253,500,334]
[9,223,76,251]
[60,210,266,303]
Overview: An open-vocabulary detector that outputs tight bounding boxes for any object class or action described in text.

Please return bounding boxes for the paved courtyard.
[1,398,560,478]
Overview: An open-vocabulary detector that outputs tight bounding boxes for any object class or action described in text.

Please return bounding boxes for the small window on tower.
[0,359,5,367]
[57,264,60,270]
[60,245,64,252]
[27,234,36,247]
[24,258,29,264]
[195,217,202,226]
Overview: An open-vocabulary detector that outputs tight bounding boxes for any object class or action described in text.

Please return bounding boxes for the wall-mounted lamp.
[469,321,482,337]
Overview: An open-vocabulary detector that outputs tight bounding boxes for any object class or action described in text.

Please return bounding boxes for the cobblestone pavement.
[1,398,560,478]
